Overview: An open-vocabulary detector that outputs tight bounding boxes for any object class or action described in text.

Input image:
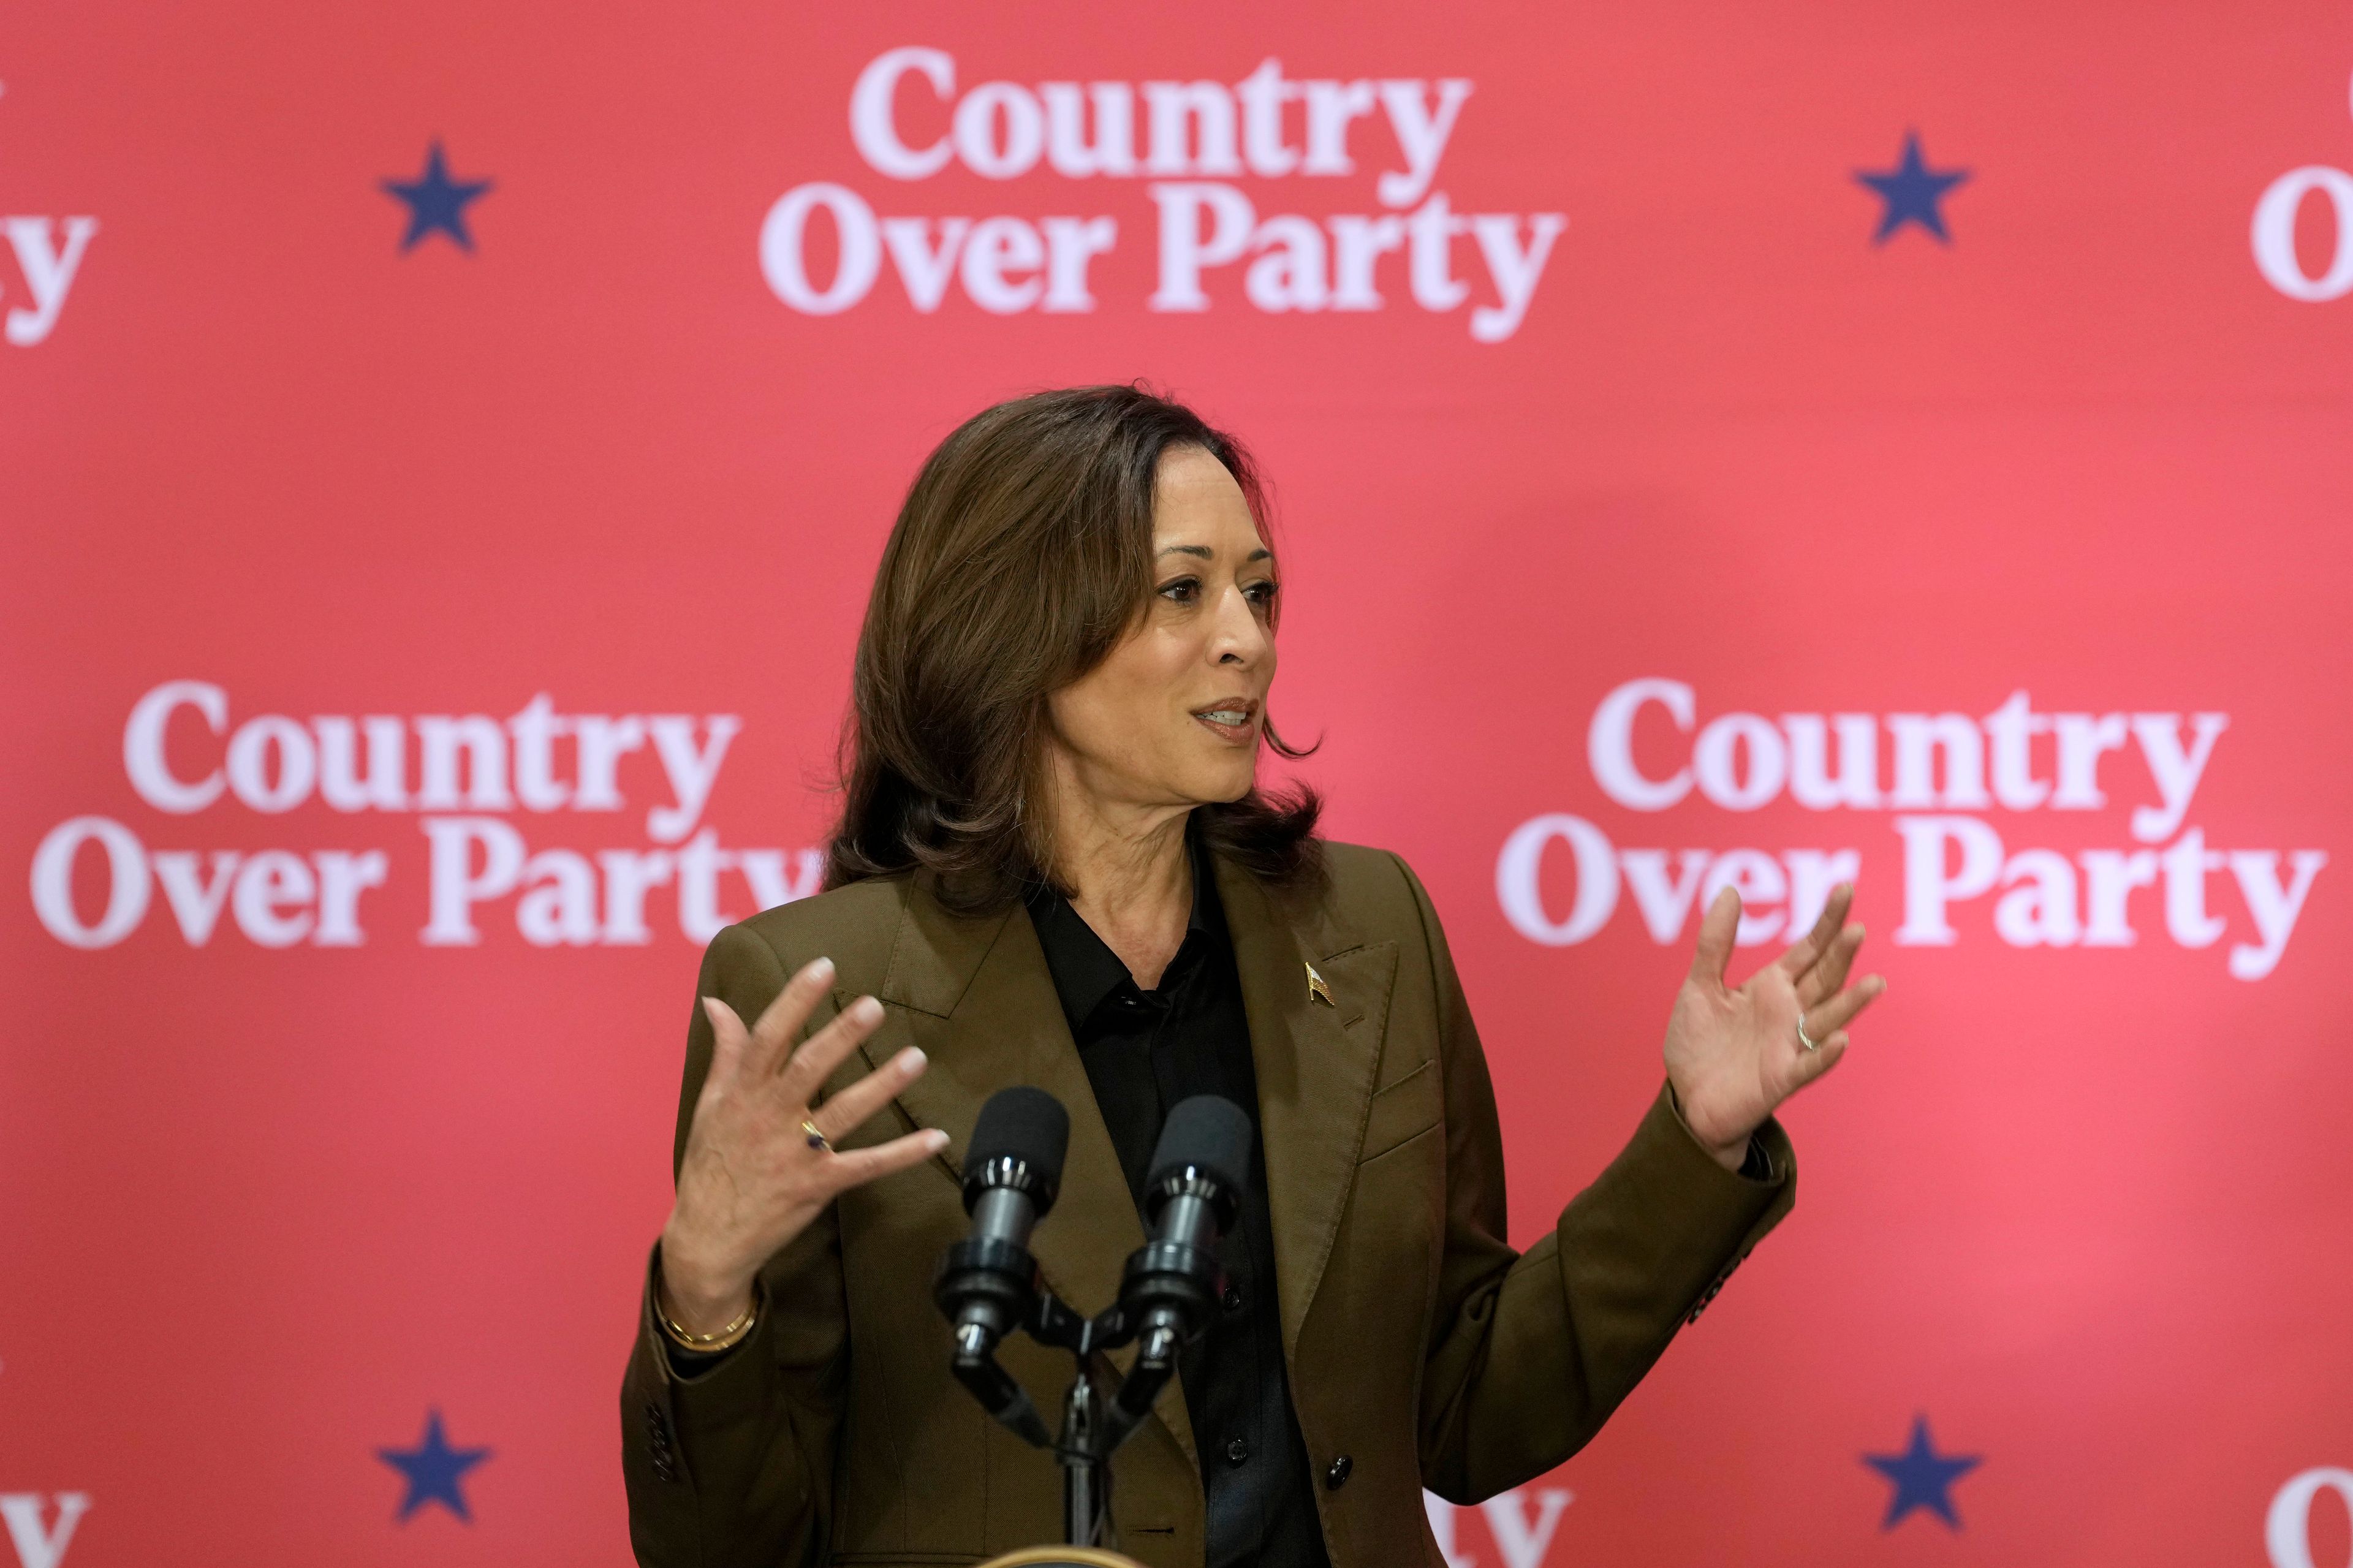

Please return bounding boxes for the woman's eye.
[1158,577,1200,602]
[1246,580,1279,608]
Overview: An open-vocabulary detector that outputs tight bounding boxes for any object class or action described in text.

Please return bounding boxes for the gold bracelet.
[657,1290,757,1352]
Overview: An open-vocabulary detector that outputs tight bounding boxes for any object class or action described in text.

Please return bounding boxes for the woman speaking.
[619,386,1882,1568]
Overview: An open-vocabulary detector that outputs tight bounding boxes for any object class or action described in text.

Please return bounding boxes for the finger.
[808,1044,930,1143]
[776,994,887,1107]
[745,958,838,1077]
[1797,923,1866,1007]
[699,995,751,1091]
[1689,887,1740,987]
[1774,884,1853,979]
[1802,974,1885,1039]
[1792,1029,1850,1088]
[823,1126,952,1192]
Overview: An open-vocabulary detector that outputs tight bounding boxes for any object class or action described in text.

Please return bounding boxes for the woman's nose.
[1210,586,1270,664]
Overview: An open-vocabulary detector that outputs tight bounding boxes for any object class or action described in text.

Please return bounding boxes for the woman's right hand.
[657,956,947,1333]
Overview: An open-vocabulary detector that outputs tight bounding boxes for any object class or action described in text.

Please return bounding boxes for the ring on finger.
[1795,1012,1818,1053]
[801,1118,833,1153]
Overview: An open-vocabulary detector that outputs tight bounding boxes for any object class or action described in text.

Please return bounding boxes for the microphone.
[1110,1094,1251,1437]
[936,1085,1070,1353]
[933,1087,1070,1449]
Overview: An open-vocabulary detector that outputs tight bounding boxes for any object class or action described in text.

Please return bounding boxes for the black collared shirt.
[1023,830,1330,1568]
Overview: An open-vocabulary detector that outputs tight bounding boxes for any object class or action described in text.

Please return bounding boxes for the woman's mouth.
[1191,701,1259,744]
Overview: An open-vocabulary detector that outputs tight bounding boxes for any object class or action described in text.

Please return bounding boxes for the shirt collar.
[1023,821,1223,1037]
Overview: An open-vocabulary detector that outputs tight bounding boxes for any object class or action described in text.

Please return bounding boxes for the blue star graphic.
[1855,132,1970,244]
[377,1408,491,1523]
[382,142,492,253]
[1863,1414,1981,1530]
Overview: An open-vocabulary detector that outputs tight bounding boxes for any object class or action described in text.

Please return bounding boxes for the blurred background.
[5,4,2351,1564]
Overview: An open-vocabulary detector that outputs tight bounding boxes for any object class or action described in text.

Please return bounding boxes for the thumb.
[1689,886,1740,987]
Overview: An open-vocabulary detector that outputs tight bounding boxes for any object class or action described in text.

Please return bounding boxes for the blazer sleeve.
[620,922,849,1568]
[1394,853,1798,1503]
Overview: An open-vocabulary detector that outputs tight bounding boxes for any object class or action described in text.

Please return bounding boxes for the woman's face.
[1045,445,1279,816]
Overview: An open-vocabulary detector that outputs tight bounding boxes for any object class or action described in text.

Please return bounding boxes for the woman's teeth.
[1198,710,1248,724]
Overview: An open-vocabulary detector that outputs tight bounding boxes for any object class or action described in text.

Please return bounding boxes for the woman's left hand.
[1663,882,1884,1170]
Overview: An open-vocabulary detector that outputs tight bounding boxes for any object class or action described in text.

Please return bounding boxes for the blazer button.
[1325,1455,1353,1490]
[1222,1284,1245,1315]
[1225,1438,1250,1466]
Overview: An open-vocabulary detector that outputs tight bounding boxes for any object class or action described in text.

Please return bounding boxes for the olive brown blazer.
[620,841,1797,1567]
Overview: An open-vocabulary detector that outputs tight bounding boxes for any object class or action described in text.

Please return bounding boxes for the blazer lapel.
[852,875,1195,1464]
[852,874,1146,1328]
[1213,851,1400,1362]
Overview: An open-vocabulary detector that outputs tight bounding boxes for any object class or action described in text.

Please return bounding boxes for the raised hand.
[1662,884,1884,1170]
[657,956,947,1332]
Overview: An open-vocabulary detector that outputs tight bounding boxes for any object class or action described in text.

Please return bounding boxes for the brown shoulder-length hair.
[823,384,1321,913]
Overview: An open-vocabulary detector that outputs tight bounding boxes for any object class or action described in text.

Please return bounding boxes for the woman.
[620,386,1881,1568]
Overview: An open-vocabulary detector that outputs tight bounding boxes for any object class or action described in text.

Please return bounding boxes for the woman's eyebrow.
[1154,545,1275,561]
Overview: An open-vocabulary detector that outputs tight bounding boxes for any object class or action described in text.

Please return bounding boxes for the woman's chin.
[1191,762,1259,805]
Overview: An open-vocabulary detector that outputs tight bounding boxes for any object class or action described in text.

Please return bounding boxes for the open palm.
[1664,883,1884,1161]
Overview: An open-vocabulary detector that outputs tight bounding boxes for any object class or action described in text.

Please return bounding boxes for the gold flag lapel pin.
[1305,961,1335,1007]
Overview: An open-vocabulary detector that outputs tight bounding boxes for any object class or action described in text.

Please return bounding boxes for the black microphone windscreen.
[965,1085,1070,1186]
[1146,1095,1252,1196]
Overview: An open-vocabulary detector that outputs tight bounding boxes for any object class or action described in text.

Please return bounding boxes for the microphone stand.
[945,1224,1223,1544]
[938,1141,1232,1550]
[950,1287,1181,1547]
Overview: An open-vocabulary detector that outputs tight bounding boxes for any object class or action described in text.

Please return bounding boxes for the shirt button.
[1325,1455,1354,1490]
[1222,1285,1244,1314]
[1225,1437,1249,1466]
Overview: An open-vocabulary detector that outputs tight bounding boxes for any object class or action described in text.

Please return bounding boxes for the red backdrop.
[6,4,2352,1565]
